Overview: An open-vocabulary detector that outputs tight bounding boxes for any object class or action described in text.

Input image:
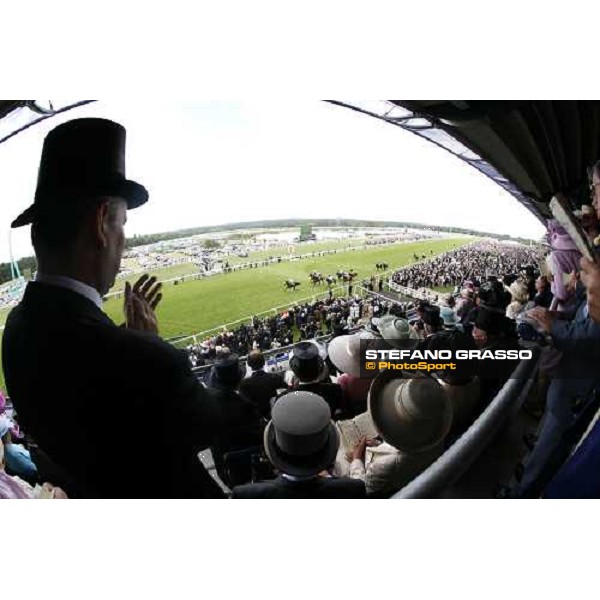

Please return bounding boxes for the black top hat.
[11,118,148,228]
[475,308,512,336]
[210,354,244,387]
[264,391,339,477]
[422,304,442,327]
[289,342,324,382]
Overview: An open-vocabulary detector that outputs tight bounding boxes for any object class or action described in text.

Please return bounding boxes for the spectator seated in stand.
[328,330,379,418]
[417,304,444,347]
[0,438,67,499]
[373,314,419,350]
[239,350,286,419]
[418,330,481,441]
[206,354,265,488]
[506,279,532,321]
[336,370,452,498]
[232,391,366,499]
[472,307,520,409]
[456,288,475,323]
[533,275,553,309]
[284,342,343,417]
[0,415,38,485]
[440,305,462,332]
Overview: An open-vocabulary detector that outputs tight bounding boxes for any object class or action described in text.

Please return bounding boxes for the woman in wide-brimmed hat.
[372,315,420,349]
[328,330,378,417]
[340,370,452,498]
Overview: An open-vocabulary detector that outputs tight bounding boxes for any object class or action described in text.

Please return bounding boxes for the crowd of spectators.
[392,240,543,291]
[7,117,600,500]
[185,294,411,368]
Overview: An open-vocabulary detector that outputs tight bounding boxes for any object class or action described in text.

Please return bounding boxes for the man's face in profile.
[101,197,128,294]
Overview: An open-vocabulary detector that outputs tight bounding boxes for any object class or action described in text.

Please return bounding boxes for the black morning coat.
[2,282,224,498]
[232,476,367,499]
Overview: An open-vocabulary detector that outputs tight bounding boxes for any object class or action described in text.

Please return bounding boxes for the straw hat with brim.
[328,331,377,378]
[373,315,419,349]
[368,370,453,453]
[264,391,339,477]
[11,118,148,228]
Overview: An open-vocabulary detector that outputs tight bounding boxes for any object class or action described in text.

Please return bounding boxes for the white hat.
[328,330,377,378]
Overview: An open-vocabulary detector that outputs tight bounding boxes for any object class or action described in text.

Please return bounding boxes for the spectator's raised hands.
[124,274,163,334]
[527,306,554,333]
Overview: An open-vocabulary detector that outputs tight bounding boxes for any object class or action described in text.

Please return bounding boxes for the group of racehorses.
[284,263,390,291]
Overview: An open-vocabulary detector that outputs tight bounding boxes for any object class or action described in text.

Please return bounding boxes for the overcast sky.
[0,101,546,263]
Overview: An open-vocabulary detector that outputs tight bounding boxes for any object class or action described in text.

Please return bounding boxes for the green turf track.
[109,237,384,292]
[0,237,472,391]
[103,237,470,341]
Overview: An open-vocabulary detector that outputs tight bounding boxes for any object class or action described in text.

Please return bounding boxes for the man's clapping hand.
[124,274,163,334]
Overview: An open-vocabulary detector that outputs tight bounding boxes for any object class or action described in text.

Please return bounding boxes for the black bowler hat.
[264,391,339,477]
[11,118,148,228]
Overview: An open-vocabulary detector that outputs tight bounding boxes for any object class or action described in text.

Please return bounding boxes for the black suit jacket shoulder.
[231,475,366,499]
[2,282,223,499]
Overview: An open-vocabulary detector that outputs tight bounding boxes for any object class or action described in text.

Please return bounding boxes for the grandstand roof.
[3,100,600,224]
[327,101,600,223]
[0,100,95,145]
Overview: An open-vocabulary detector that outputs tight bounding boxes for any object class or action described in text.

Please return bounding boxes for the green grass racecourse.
[108,237,379,293]
[0,237,471,390]
[103,237,470,341]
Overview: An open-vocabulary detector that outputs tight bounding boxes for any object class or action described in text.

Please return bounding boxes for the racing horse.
[325,275,336,286]
[375,262,389,271]
[336,269,358,282]
[284,279,301,291]
[309,271,324,286]
[339,271,357,283]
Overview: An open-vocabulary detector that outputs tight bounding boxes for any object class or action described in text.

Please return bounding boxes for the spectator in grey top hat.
[232,391,366,499]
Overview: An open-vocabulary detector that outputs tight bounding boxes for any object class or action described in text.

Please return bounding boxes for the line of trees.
[125,218,537,248]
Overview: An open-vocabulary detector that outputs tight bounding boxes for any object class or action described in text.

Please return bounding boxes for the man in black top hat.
[231,391,366,499]
[205,354,264,488]
[286,341,343,417]
[2,118,223,498]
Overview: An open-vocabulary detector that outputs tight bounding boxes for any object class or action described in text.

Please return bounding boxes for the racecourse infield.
[0,236,471,390]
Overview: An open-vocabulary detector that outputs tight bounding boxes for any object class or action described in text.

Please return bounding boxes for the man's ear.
[94,201,111,248]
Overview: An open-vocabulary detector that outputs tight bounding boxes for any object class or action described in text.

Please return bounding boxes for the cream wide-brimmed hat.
[368,371,453,453]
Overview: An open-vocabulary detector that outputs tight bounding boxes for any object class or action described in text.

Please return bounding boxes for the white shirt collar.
[35,273,103,310]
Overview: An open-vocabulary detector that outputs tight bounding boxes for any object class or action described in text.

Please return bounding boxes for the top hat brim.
[11,178,149,228]
[264,420,340,478]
